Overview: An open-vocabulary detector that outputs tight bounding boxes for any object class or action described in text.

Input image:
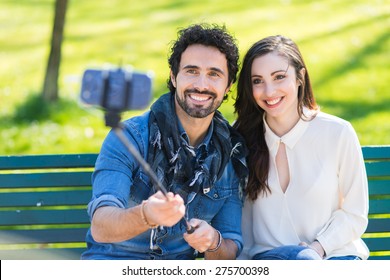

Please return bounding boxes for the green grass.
[0,0,389,155]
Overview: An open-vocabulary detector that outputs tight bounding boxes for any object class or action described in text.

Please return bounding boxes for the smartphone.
[80,67,153,111]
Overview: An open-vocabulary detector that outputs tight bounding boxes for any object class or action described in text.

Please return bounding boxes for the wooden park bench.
[0,153,97,260]
[0,146,389,260]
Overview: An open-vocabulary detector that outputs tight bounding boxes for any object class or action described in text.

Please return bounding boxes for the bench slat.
[368,180,390,195]
[365,161,390,177]
[0,248,85,260]
[0,209,89,226]
[0,154,97,170]
[0,228,88,244]
[0,189,91,207]
[366,218,390,233]
[362,146,390,160]
[368,255,390,260]
[363,237,390,251]
[368,199,390,215]
[0,172,93,188]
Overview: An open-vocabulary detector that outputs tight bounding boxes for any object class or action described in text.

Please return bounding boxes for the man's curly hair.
[167,23,239,95]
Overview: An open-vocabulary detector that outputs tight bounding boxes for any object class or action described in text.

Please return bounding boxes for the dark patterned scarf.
[147,93,247,202]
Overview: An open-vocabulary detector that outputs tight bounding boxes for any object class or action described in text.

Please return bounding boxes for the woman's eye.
[275,74,286,80]
[252,78,263,84]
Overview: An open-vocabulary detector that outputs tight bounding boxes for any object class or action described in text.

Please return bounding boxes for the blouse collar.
[264,107,314,154]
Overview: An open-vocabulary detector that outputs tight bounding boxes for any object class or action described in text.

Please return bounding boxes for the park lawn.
[0,0,389,155]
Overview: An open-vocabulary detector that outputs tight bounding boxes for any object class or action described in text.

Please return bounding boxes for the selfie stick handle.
[105,112,195,234]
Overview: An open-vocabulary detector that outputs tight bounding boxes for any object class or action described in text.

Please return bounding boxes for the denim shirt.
[81,111,243,260]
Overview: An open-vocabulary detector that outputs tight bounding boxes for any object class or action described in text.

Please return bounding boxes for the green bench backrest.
[0,146,389,259]
[0,154,97,260]
[361,146,390,260]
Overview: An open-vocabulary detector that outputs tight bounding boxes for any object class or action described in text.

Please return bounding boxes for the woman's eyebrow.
[271,64,289,76]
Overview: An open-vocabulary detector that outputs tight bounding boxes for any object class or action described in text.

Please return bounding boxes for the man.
[81,23,247,260]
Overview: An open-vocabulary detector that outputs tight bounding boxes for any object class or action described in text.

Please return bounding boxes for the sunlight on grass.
[0,0,389,154]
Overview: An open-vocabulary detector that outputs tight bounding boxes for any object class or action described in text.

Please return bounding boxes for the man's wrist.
[207,229,222,252]
[140,200,158,229]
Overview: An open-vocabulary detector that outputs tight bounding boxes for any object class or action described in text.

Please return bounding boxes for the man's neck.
[178,113,213,147]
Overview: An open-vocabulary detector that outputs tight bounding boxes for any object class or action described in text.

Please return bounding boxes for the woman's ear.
[299,68,306,83]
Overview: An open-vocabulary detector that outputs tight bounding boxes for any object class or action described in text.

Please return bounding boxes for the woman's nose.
[264,83,276,97]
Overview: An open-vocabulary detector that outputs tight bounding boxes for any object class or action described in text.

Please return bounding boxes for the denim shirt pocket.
[129,170,154,206]
[203,181,232,200]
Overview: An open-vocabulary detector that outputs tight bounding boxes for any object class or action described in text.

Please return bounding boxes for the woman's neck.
[266,111,300,138]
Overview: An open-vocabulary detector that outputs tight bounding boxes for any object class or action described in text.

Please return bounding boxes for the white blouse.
[239,110,369,259]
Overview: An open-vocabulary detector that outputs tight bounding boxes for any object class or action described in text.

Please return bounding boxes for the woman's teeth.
[266,97,282,105]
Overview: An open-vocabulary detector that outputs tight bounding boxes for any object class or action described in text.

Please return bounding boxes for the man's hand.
[142,191,186,227]
[183,218,217,253]
[183,218,238,259]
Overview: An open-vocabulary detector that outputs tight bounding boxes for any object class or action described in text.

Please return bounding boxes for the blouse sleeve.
[237,197,254,259]
[316,122,369,254]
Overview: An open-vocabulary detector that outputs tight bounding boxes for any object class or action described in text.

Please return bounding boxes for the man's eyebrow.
[182,65,199,70]
[209,67,225,75]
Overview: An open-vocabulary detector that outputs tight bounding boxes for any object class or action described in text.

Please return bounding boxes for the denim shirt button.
[213,193,218,198]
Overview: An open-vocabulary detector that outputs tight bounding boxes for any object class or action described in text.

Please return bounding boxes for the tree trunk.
[42,0,68,102]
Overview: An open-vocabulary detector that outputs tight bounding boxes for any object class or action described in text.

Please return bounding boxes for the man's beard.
[175,89,223,118]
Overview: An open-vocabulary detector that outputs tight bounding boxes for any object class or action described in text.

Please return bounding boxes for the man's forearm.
[91,206,148,243]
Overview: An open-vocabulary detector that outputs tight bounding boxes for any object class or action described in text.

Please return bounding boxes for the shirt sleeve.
[210,172,244,257]
[87,125,140,219]
[316,122,369,254]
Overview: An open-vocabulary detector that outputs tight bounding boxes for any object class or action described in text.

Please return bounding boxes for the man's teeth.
[191,95,209,101]
[266,97,282,105]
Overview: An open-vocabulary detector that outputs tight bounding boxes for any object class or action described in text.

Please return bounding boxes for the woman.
[234,35,369,260]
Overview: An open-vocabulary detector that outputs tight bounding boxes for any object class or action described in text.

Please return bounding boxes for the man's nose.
[193,75,209,92]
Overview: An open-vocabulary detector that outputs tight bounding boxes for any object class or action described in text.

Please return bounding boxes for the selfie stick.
[104,111,195,234]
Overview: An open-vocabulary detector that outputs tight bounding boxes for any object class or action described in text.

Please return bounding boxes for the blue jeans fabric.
[252,245,361,260]
[81,111,244,260]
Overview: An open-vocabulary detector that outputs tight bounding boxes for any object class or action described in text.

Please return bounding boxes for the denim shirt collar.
[177,115,214,152]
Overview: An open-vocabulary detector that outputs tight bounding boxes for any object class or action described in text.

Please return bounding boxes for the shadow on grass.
[298,12,389,47]
[318,97,390,122]
[10,94,86,124]
[312,29,389,89]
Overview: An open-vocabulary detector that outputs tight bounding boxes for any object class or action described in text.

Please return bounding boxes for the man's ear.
[225,82,233,95]
[170,71,176,88]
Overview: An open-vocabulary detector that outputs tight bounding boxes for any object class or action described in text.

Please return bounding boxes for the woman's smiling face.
[251,51,304,123]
